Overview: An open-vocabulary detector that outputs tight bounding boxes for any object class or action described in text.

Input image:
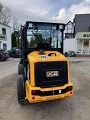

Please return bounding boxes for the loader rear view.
[17,21,73,104]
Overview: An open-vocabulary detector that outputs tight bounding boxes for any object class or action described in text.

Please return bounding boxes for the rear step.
[19,99,29,105]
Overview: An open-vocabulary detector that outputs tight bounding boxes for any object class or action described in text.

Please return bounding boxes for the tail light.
[67,86,73,91]
[32,90,38,95]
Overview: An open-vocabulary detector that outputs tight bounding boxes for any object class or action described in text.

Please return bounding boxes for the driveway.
[0,57,90,120]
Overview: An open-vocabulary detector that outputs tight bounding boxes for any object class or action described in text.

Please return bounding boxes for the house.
[64,21,76,54]
[75,14,90,55]
[64,14,90,56]
[0,23,11,50]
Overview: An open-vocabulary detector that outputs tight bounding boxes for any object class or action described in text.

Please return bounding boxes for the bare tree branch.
[0,2,3,12]
[0,2,3,22]
[13,16,21,32]
[0,2,21,29]
[0,6,12,25]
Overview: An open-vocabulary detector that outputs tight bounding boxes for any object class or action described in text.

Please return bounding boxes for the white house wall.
[63,38,76,53]
[0,24,11,50]
[77,40,82,53]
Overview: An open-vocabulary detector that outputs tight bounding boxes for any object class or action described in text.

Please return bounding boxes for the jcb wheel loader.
[17,21,73,105]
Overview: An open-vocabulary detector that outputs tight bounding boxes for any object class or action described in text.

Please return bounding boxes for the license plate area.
[46,71,59,77]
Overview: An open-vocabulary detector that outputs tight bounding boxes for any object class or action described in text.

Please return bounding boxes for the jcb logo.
[46,71,59,77]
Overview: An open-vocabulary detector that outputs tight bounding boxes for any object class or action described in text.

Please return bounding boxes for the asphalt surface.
[0,57,90,120]
[0,58,19,79]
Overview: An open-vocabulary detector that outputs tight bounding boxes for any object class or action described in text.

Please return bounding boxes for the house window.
[83,40,89,46]
[65,21,75,38]
[65,33,74,38]
[3,43,7,49]
[2,28,6,35]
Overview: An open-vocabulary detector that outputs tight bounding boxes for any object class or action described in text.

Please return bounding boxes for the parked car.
[7,48,21,58]
[0,49,9,61]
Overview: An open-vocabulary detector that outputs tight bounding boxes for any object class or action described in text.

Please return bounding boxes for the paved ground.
[0,58,19,79]
[0,57,89,79]
[0,57,90,120]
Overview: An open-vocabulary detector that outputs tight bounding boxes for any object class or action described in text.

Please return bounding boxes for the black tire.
[18,64,23,75]
[17,75,26,105]
[3,58,7,61]
[12,54,15,58]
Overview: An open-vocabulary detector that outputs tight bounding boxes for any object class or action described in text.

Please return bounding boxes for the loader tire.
[18,64,23,75]
[17,75,26,105]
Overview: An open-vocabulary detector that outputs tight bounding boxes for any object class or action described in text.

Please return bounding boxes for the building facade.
[64,21,76,53]
[64,14,90,55]
[75,14,90,54]
[0,23,11,50]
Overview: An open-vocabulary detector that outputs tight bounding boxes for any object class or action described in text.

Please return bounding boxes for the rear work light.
[67,86,73,91]
[32,90,38,95]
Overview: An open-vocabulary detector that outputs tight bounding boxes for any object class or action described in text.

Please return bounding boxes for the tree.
[13,16,21,32]
[0,2,3,22]
[11,33,17,48]
[12,17,21,48]
[29,33,44,47]
[0,2,3,13]
[0,2,12,25]
[1,7,12,25]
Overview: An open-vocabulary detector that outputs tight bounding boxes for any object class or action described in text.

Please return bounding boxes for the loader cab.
[20,21,65,59]
[19,21,65,80]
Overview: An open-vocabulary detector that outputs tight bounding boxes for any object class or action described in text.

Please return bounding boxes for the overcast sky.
[1,0,90,24]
